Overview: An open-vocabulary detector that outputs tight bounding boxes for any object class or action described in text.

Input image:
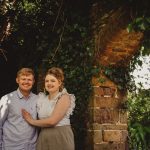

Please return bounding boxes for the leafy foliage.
[1,0,93,149]
[127,17,150,57]
[0,0,150,149]
[128,89,150,150]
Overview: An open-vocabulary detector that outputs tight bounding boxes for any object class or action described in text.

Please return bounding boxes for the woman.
[22,67,75,150]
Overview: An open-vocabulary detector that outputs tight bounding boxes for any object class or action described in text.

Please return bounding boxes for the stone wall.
[87,2,143,149]
[86,75,128,150]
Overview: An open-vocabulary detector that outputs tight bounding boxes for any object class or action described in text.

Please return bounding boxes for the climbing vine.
[0,0,149,149]
[1,0,93,149]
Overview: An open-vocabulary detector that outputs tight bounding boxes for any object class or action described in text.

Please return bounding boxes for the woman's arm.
[22,94,71,127]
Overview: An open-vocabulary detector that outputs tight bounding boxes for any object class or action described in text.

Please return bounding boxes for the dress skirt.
[36,125,75,150]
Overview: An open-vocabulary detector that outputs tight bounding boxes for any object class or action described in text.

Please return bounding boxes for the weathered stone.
[102,124,127,130]
[93,86,116,97]
[96,28,143,67]
[93,86,104,97]
[92,123,127,130]
[103,130,121,142]
[119,110,128,124]
[94,96,119,108]
[93,130,103,143]
[94,142,126,150]
[93,108,119,124]
[121,130,128,142]
[92,123,103,130]
[89,46,130,149]
[93,108,101,123]
[103,130,127,142]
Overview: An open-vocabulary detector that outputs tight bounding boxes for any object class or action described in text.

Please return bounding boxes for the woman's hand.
[22,109,33,125]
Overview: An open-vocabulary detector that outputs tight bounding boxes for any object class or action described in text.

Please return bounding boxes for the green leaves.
[129,122,150,150]
[127,23,133,33]
[127,16,150,57]
[127,17,150,32]
[128,90,150,149]
[1,0,149,149]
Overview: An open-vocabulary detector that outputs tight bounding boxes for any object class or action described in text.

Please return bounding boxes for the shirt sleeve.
[0,95,9,149]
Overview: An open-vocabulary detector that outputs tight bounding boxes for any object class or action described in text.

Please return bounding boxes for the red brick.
[103,130,122,142]
[93,130,103,143]
[94,96,119,108]
[93,86,116,97]
[102,124,127,130]
[93,108,119,124]
[119,110,128,124]
[94,142,126,150]
[103,130,127,142]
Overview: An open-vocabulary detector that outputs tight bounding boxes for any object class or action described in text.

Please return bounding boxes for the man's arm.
[0,95,9,149]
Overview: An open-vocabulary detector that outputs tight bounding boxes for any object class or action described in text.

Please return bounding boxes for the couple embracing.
[0,67,75,150]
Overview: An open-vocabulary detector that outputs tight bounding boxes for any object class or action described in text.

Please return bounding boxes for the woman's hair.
[17,68,35,77]
[45,67,64,91]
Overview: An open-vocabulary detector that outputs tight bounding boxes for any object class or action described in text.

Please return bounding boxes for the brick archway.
[86,3,143,150]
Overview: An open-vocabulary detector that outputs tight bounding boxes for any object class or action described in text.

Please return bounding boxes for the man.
[0,68,38,150]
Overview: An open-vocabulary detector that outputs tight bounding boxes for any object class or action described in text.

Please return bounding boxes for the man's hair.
[17,68,35,77]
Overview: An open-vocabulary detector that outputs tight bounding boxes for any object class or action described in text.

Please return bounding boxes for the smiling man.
[0,68,38,150]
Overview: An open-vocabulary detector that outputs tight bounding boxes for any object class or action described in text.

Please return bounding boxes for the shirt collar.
[17,88,32,99]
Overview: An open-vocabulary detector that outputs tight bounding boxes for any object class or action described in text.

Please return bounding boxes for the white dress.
[36,88,76,150]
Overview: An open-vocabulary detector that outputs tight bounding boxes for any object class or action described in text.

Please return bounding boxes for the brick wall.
[86,75,128,150]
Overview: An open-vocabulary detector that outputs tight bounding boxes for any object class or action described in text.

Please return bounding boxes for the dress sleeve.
[66,94,76,116]
[56,89,76,116]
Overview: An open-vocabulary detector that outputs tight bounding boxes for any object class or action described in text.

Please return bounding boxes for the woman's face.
[45,74,61,94]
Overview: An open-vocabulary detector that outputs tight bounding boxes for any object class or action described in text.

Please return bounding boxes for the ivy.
[0,0,150,149]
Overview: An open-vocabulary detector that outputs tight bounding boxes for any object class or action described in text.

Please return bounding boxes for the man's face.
[16,74,35,92]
